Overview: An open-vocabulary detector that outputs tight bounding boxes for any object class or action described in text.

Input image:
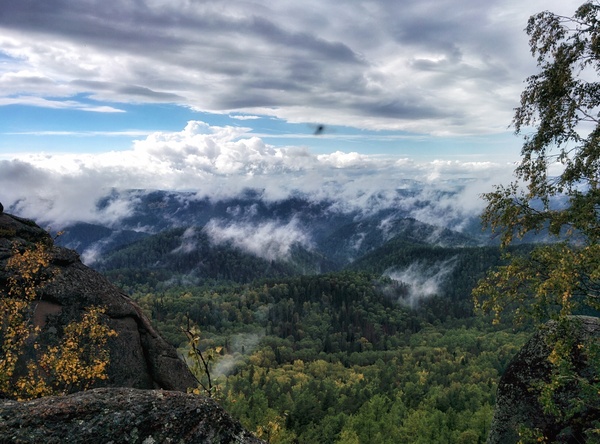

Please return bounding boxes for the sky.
[0,0,580,228]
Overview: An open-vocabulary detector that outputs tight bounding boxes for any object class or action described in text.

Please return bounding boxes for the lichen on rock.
[488,316,600,443]
[0,387,264,443]
[0,210,197,392]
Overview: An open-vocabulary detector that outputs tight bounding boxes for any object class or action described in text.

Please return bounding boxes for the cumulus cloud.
[0,0,576,135]
[0,121,517,230]
[0,159,140,228]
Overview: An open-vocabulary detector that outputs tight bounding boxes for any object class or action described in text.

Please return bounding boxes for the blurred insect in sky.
[308,124,329,135]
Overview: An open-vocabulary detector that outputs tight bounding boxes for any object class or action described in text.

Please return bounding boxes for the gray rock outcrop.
[0,209,263,442]
[0,210,197,391]
[0,387,264,443]
[488,316,600,443]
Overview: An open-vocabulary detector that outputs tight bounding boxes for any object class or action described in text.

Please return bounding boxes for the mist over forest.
[3,0,597,441]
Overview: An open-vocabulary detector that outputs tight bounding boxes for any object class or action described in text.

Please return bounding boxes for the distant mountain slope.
[57,222,150,264]
[94,227,336,286]
[321,215,479,266]
[347,236,534,317]
[55,189,487,273]
[96,189,357,233]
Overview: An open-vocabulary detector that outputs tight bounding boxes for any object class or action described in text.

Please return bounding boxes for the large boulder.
[0,210,197,391]
[0,387,264,443]
[488,316,600,443]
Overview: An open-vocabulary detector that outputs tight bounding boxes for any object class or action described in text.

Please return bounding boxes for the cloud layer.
[0,121,515,231]
[0,0,575,135]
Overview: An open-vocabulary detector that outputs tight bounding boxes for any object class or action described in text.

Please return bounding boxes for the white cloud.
[229,114,261,120]
[171,227,198,254]
[0,96,124,112]
[0,121,516,230]
[0,0,578,135]
[386,257,458,307]
[203,218,313,262]
[6,130,154,137]
[211,332,264,378]
[316,151,374,169]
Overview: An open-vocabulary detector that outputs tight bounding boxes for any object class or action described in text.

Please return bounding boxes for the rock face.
[0,210,197,391]
[488,316,600,443]
[0,387,264,443]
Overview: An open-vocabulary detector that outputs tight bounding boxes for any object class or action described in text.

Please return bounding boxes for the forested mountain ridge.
[53,188,487,270]
[125,267,530,443]
[95,226,336,287]
[40,188,542,442]
[65,190,529,325]
[2,192,541,442]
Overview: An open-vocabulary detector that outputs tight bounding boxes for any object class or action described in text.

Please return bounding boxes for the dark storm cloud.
[115,85,184,101]
[70,80,183,101]
[244,16,363,64]
[0,0,574,134]
[363,99,451,120]
[215,92,286,110]
[0,1,183,50]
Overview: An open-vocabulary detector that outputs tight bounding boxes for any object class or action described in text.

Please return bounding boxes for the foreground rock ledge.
[0,387,264,444]
[488,316,600,443]
[0,210,197,391]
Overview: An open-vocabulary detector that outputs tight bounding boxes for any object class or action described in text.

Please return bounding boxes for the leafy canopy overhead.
[476,1,600,322]
[485,1,600,247]
[474,3,600,440]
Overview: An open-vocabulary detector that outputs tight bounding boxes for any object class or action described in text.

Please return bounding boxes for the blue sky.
[0,0,578,227]
[0,99,518,161]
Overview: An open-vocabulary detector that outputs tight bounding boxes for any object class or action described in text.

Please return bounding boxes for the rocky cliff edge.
[0,207,264,443]
[0,387,263,443]
[488,316,600,443]
[0,209,196,391]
